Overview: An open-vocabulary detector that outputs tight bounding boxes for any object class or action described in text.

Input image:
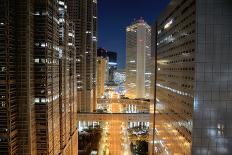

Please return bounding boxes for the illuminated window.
[41,98,46,103]
[68,43,73,46]
[58,1,64,5]
[164,19,173,29]
[34,59,40,63]
[34,98,40,103]
[41,43,47,47]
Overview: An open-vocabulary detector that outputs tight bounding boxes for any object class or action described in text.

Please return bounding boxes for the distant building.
[97,48,118,84]
[114,69,126,85]
[153,0,232,154]
[96,55,108,98]
[126,19,152,99]
[114,69,126,95]
[107,51,118,83]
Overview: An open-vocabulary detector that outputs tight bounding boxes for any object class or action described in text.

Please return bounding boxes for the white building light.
[108,62,117,66]
[41,98,47,103]
[41,43,47,47]
[164,19,173,29]
[34,12,40,16]
[34,98,40,103]
[157,83,192,97]
[58,1,64,5]
[158,34,175,45]
[34,59,40,63]
[59,18,65,23]
[68,32,74,37]
[92,36,97,42]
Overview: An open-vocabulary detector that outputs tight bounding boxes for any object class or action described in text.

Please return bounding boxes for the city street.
[109,102,132,155]
[98,101,132,155]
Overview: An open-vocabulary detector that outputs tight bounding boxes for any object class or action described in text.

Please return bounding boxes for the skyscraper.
[114,69,126,96]
[107,51,117,84]
[153,0,232,154]
[96,55,108,98]
[126,19,152,99]
[0,1,32,154]
[58,1,78,154]
[97,48,117,84]
[0,0,78,154]
[67,0,97,112]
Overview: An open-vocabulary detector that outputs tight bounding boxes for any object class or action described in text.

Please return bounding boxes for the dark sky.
[98,0,170,69]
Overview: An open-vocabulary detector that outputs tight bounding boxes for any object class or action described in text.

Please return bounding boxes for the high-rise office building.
[0,0,78,154]
[67,0,97,112]
[107,51,117,84]
[114,69,126,86]
[97,48,117,83]
[126,19,152,99]
[34,0,61,154]
[58,1,78,154]
[0,1,33,154]
[153,0,232,154]
[97,47,118,84]
[96,55,108,98]
[114,69,126,95]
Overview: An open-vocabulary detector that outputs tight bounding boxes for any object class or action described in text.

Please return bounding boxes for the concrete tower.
[126,19,151,99]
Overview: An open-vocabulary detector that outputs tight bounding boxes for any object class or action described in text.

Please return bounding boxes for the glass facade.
[154,0,195,154]
[192,0,232,154]
[153,0,232,154]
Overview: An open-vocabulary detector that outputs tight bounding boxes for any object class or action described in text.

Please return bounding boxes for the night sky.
[98,0,170,69]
